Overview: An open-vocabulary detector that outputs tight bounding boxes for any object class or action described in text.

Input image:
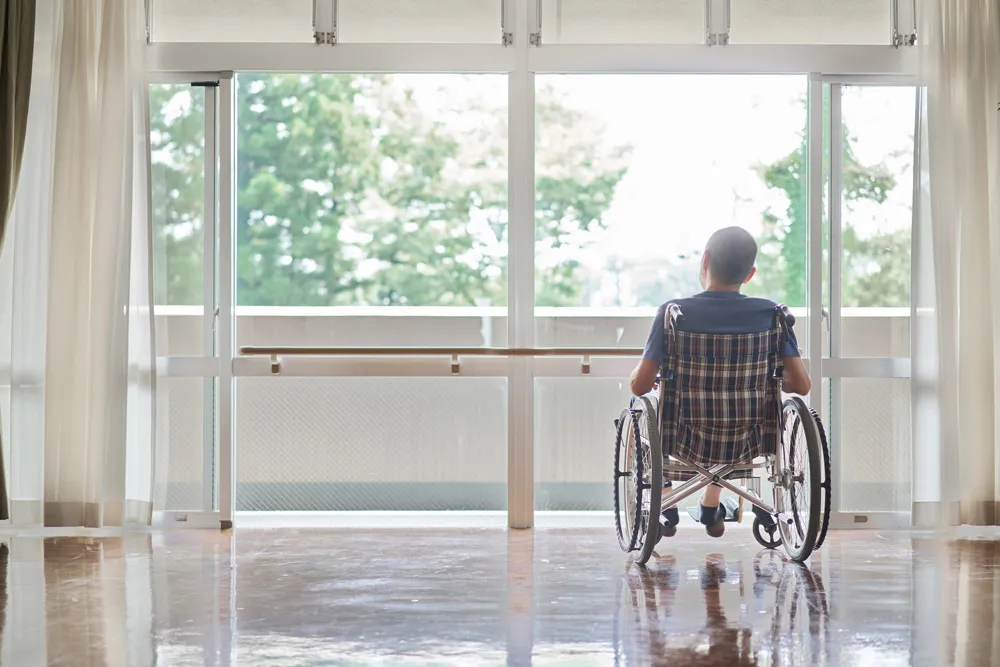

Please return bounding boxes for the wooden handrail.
[239,346,643,375]
[239,346,642,357]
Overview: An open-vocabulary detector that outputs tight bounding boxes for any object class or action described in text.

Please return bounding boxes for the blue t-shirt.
[641,291,800,365]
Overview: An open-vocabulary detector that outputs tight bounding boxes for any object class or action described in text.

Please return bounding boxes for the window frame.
[147,0,918,531]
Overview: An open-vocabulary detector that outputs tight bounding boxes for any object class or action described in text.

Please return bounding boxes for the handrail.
[240,346,642,357]
[239,346,643,375]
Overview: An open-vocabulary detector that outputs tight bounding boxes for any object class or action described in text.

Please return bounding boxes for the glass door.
[532,74,810,511]
[149,76,221,520]
[823,82,915,527]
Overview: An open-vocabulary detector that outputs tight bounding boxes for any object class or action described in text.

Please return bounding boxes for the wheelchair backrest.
[659,303,788,461]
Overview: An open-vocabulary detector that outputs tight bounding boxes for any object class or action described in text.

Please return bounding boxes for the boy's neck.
[704,282,742,293]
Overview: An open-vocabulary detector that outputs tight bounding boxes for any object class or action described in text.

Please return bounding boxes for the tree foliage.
[151,76,627,308]
[748,99,911,307]
[150,85,206,305]
[151,80,909,312]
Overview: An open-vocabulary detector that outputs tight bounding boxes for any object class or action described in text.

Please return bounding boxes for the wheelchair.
[613,304,831,565]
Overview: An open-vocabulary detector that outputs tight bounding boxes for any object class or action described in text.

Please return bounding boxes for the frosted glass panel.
[236,378,507,511]
[730,0,891,45]
[541,0,703,44]
[154,378,207,511]
[534,378,631,510]
[150,0,313,43]
[338,0,502,43]
[842,314,910,358]
[837,378,910,512]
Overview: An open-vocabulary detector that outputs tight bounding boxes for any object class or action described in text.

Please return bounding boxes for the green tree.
[150,84,206,305]
[748,100,909,307]
[534,81,630,306]
[150,75,627,308]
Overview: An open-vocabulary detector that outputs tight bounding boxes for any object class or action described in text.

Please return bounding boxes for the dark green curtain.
[0,0,36,521]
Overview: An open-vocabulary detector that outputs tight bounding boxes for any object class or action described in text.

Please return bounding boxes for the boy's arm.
[631,304,667,396]
[630,359,660,397]
[782,355,811,396]
[779,314,810,395]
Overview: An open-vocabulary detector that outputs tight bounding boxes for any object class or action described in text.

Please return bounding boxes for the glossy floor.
[0,526,997,666]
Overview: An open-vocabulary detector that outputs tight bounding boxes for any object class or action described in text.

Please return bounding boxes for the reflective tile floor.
[0,526,997,666]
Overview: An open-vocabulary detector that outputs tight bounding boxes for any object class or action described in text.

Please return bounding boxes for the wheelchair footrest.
[684,498,741,524]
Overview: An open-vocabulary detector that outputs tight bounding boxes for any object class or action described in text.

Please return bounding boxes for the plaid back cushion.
[661,325,782,466]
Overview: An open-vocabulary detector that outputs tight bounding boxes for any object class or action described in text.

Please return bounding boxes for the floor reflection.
[614,552,829,666]
[0,529,994,666]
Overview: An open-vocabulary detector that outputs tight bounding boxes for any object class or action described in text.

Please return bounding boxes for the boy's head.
[700,226,758,290]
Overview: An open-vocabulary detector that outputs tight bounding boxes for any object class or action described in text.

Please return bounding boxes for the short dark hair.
[705,227,757,285]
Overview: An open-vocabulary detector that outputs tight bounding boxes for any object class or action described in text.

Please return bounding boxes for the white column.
[507,0,536,529]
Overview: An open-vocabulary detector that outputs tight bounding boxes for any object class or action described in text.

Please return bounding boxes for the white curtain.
[0,0,155,527]
[916,0,1000,526]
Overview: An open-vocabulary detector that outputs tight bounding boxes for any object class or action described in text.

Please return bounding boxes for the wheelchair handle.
[778,307,829,328]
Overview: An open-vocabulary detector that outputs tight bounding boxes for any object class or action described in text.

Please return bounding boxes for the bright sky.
[552,75,808,264]
[404,73,914,280]
[545,76,915,268]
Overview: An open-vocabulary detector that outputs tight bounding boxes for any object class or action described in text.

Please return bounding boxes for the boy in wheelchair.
[628,227,812,541]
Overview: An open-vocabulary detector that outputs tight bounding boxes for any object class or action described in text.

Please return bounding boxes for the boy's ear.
[743,266,757,284]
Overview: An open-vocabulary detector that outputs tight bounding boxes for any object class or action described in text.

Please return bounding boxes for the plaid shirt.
[659,304,786,481]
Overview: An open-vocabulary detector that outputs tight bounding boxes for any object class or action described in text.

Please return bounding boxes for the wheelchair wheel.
[613,409,641,552]
[808,408,832,551]
[775,397,823,562]
[616,397,662,565]
[753,516,782,550]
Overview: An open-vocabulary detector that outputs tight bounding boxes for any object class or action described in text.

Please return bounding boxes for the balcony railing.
[152,307,911,514]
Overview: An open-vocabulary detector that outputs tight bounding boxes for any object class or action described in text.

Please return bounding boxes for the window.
[839,86,914,359]
[144,29,919,521]
[533,75,810,510]
[534,74,808,345]
[840,87,914,310]
[149,82,216,511]
[235,73,509,349]
[150,83,208,356]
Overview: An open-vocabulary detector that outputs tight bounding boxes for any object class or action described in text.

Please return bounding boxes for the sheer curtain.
[915,0,1000,526]
[0,0,154,527]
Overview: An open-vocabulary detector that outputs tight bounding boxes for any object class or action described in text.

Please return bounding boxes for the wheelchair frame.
[614,306,831,565]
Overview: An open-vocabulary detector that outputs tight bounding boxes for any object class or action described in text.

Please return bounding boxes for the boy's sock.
[699,503,727,538]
